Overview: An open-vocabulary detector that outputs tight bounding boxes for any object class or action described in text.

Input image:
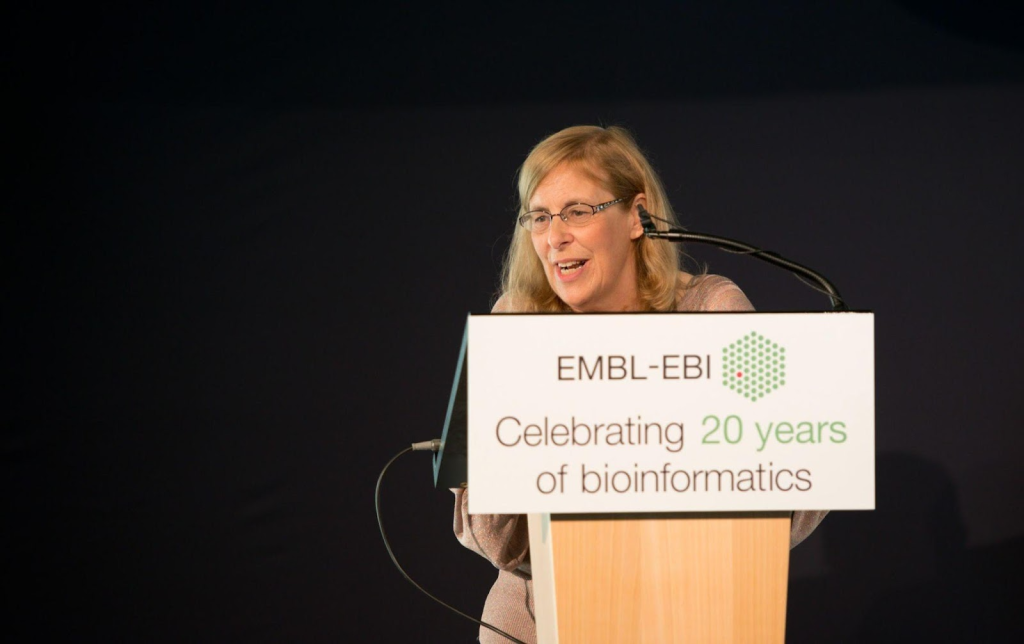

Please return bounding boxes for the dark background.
[7,1,1024,642]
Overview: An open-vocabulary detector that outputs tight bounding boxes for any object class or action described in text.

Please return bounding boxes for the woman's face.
[529,163,644,312]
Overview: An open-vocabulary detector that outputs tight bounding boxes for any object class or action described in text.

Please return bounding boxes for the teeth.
[558,260,585,273]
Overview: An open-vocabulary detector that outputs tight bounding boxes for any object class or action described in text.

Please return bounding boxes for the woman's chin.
[555,287,593,312]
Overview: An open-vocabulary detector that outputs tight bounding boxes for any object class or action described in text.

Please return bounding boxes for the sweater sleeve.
[790,509,829,548]
[452,487,531,572]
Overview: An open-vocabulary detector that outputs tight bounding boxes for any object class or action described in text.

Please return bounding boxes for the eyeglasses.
[517,198,626,233]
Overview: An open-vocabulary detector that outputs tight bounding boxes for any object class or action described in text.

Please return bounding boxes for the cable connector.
[411,438,441,452]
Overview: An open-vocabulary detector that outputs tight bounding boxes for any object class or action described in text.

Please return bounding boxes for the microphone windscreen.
[638,205,658,234]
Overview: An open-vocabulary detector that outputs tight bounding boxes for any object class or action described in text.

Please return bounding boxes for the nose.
[546,215,573,249]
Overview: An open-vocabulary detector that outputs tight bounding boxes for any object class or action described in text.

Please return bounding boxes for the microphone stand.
[638,205,848,312]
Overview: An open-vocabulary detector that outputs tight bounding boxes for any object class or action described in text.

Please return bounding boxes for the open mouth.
[557,260,587,274]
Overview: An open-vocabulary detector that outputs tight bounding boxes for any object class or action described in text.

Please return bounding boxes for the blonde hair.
[498,125,684,312]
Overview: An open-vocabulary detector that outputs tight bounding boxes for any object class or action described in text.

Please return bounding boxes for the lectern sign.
[466,312,874,513]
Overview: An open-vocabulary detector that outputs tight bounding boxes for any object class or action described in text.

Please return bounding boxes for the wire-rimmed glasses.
[517,198,626,233]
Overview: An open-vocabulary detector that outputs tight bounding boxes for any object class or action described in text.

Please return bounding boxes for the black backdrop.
[8,2,1024,642]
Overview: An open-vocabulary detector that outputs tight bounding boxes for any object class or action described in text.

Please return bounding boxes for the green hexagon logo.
[722,332,785,402]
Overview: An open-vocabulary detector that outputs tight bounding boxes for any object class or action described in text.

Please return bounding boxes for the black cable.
[640,206,848,311]
[375,445,528,644]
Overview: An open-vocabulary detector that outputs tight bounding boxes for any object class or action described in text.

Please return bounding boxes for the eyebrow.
[527,198,595,212]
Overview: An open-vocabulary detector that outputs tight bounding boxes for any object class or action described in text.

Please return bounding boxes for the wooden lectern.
[437,312,875,643]
[527,512,790,643]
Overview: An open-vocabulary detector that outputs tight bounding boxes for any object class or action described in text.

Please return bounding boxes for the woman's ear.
[629,193,647,240]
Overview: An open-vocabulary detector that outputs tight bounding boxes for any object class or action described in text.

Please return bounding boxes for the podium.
[437,312,874,643]
[527,512,790,643]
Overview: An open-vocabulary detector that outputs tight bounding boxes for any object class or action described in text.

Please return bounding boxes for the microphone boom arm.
[639,206,848,311]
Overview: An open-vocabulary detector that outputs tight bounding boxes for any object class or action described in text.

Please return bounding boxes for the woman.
[453,125,827,643]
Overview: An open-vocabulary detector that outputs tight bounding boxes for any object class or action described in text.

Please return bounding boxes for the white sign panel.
[467,312,874,514]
